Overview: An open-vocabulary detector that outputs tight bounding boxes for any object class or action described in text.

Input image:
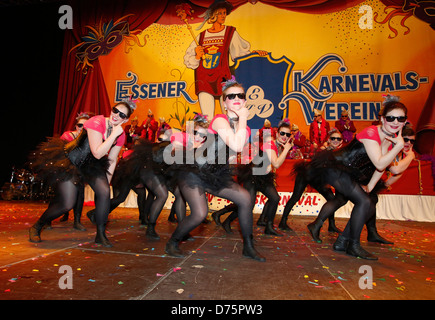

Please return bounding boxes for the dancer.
[287,95,407,259]
[165,78,265,261]
[28,100,135,247]
[363,123,417,245]
[52,112,92,231]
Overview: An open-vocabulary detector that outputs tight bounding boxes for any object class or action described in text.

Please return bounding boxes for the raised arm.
[212,107,249,153]
[360,129,404,172]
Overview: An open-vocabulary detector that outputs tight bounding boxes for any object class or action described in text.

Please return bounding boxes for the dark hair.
[277,119,290,132]
[114,102,134,118]
[402,124,415,137]
[381,101,408,118]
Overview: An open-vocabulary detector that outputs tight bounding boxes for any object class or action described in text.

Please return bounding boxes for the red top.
[261,140,278,154]
[356,125,393,151]
[60,131,76,142]
[170,131,188,147]
[84,115,125,147]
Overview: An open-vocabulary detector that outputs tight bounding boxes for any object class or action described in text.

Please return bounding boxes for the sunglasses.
[112,107,128,119]
[76,123,84,128]
[385,115,407,123]
[194,130,207,139]
[403,137,415,144]
[224,93,246,100]
[330,137,342,141]
[279,131,291,137]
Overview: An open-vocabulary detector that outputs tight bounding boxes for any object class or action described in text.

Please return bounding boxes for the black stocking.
[38,179,79,224]
[140,171,168,224]
[87,176,111,226]
[323,169,373,242]
[171,173,209,242]
[281,173,307,222]
[257,183,280,222]
[72,184,85,221]
[212,182,253,238]
[172,187,186,222]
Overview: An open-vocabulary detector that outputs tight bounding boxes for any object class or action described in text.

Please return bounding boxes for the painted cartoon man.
[184,0,267,117]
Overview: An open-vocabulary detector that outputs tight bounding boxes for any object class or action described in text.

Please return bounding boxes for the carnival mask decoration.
[70,14,146,73]
[375,0,435,38]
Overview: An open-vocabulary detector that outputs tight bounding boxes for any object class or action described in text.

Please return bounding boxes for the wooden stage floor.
[0,201,433,304]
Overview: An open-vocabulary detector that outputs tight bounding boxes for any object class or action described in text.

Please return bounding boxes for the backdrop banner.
[60,0,435,153]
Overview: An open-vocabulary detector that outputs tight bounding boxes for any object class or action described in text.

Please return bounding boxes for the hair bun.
[382,94,400,105]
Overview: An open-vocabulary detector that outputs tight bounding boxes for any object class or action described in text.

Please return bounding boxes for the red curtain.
[55,0,366,134]
[54,0,169,134]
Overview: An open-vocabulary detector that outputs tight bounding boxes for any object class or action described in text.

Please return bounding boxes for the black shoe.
[333,235,349,252]
[327,222,343,234]
[29,221,44,243]
[95,225,113,247]
[211,211,222,226]
[278,218,293,231]
[87,210,96,224]
[73,221,87,231]
[167,211,177,223]
[367,228,394,244]
[221,218,233,234]
[346,240,378,260]
[146,223,160,240]
[264,221,283,236]
[256,213,267,226]
[307,221,323,243]
[242,236,266,262]
[165,239,184,257]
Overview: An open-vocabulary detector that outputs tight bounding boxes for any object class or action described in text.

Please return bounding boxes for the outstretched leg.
[211,182,265,262]
[279,173,307,231]
[166,172,209,257]
[29,179,79,243]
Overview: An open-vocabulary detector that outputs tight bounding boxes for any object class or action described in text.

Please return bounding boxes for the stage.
[0,201,433,302]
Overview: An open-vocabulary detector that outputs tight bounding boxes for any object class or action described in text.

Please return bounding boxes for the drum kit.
[0,166,53,201]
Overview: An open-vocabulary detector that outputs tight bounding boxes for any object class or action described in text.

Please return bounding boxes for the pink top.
[60,131,76,142]
[84,115,125,147]
[208,114,251,141]
[261,140,278,154]
[170,131,188,147]
[356,125,393,151]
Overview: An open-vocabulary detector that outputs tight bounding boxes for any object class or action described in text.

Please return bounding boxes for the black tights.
[139,171,168,224]
[281,173,340,224]
[319,169,373,241]
[39,175,110,226]
[223,178,280,224]
[171,172,253,242]
[109,169,168,224]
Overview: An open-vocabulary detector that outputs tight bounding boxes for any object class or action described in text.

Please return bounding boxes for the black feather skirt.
[28,134,110,186]
[292,138,376,188]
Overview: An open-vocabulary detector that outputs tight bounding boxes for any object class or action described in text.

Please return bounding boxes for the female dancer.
[54,112,93,230]
[290,96,406,259]
[97,113,210,241]
[165,78,265,261]
[28,100,135,247]
[279,128,344,233]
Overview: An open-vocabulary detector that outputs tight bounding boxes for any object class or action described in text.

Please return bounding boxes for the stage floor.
[0,201,434,302]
